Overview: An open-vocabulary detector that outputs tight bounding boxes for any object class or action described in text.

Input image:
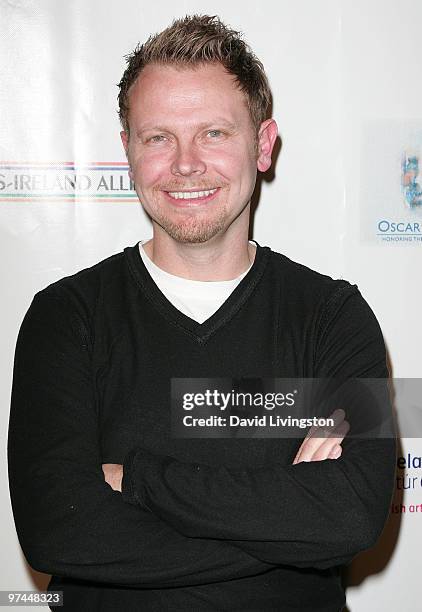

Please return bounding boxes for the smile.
[166,188,218,200]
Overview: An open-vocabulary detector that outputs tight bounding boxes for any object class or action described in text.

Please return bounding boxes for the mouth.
[162,187,220,206]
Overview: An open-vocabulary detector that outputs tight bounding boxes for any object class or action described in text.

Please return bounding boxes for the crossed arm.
[103,429,393,569]
[102,409,348,490]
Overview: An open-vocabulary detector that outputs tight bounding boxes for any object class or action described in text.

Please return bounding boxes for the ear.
[256,119,278,173]
[120,130,134,180]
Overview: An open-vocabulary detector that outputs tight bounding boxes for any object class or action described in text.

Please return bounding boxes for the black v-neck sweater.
[8,242,396,611]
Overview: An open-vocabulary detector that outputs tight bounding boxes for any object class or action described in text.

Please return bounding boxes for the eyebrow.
[137,119,238,135]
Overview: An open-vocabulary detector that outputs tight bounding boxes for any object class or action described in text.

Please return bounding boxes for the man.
[8,14,395,612]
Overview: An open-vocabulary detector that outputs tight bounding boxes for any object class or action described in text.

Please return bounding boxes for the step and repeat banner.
[1,1,420,610]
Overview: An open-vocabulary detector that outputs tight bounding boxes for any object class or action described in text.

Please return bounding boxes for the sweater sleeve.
[7,290,274,587]
[122,287,397,570]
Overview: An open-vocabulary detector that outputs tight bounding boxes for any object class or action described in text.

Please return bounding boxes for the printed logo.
[374,152,422,243]
[0,161,137,202]
[360,121,422,244]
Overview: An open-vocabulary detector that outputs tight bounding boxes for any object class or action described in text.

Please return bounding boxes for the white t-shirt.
[138,240,255,324]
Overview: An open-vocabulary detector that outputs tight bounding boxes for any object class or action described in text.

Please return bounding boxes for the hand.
[292,409,350,465]
[102,463,123,492]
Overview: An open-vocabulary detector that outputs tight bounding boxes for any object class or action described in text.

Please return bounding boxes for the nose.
[171,141,206,177]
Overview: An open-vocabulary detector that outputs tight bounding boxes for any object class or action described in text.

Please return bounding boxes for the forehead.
[127,62,250,129]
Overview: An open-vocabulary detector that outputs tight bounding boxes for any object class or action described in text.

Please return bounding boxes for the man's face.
[121,62,275,244]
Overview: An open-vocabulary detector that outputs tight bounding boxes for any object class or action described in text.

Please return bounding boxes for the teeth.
[167,188,217,200]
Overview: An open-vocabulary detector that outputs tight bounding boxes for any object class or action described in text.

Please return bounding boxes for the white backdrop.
[1,1,420,610]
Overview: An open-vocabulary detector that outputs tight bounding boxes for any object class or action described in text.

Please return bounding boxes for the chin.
[158,215,227,244]
[164,223,225,244]
[152,203,229,244]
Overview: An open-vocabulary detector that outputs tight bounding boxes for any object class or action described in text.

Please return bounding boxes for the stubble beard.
[149,188,229,244]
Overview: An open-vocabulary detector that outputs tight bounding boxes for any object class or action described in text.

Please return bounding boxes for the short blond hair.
[118,14,272,138]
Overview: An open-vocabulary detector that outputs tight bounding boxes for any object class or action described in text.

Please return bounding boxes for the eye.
[207,129,223,138]
[147,134,167,143]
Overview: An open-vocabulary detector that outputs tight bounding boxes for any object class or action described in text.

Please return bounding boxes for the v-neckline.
[124,240,270,344]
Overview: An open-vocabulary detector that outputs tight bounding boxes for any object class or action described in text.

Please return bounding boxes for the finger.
[293,409,344,465]
[294,418,348,464]
[310,422,350,461]
[292,409,347,465]
[328,444,342,459]
[294,419,349,464]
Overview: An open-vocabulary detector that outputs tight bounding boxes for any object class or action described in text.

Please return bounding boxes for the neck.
[143,230,256,281]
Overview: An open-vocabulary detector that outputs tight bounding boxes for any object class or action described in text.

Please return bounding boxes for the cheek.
[210,150,245,178]
[213,148,256,187]
[132,153,167,187]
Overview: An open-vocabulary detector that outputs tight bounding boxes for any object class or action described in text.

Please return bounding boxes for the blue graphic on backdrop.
[402,154,422,207]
